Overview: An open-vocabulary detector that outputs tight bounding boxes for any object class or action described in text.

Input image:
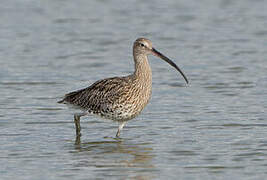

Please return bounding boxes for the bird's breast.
[98,77,152,121]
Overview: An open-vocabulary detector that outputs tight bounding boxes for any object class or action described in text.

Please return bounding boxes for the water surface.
[1,0,267,179]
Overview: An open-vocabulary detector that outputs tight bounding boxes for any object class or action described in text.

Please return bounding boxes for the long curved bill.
[151,48,189,84]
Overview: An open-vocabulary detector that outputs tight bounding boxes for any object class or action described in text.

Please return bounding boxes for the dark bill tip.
[151,48,189,84]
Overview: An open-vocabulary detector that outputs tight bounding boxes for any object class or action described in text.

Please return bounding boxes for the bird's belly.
[97,103,145,121]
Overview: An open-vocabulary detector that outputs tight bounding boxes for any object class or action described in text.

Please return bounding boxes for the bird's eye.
[140,43,145,47]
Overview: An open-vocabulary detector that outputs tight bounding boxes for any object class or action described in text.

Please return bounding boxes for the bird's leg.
[74,112,87,137]
[75,134,81,145]
[116,121,126,138]
[74,114,81,137]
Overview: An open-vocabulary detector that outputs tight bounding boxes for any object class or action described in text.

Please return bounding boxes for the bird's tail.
[57,99,64,104]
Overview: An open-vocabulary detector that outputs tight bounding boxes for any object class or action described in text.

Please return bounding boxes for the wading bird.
[58,38,188,141]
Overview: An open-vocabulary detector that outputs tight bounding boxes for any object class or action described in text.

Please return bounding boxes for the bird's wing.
[58,76,131,111]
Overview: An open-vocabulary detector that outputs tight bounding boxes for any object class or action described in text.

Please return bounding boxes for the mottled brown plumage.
[58,38,188,139]
[59,75,151,121]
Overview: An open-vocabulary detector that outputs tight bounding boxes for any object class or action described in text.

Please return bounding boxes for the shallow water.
[1,0,267,179]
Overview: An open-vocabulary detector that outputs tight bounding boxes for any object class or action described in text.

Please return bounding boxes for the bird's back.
[58,75,151,121]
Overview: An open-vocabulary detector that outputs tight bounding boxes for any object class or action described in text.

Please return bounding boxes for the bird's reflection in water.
[70,136,156,179]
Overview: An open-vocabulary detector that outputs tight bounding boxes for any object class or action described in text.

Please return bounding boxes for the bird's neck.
[133,54,152,84]
[132,53,152,108]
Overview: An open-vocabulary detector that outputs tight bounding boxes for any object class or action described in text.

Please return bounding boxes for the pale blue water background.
[0,0,267,179]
